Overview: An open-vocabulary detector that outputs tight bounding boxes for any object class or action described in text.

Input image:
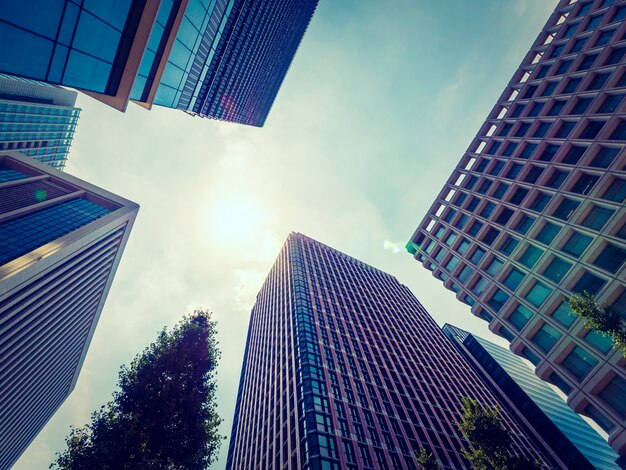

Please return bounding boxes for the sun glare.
[207,196,264,247]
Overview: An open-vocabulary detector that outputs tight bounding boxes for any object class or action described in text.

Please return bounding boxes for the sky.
[14,1,559,468]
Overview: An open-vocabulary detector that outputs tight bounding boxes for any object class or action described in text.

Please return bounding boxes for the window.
[562,231,592,258]
[538,144,559,161]
[492,182,510,199]
[555,121,576,138]
[499,235,520,256]
[585,404,614,432]
[489,161,505,175]
[532,322,562,353]
[525,281,552,307]
[458,265,474,284]
[582,205,614,230]
[546,169,568,189]
[569,97,593,114]
[477,180,493,195]
[570,173,599,195]
[577,53,598,71]
[444,232,458,247]
[609,291,626,321]
[550,373,572,394]
[482,227,500,245]
[586,72,610,91]
[602,178,626,203]
[513,214,535,235]
[468,220,483,237]
[509,187,529,205]
[529,192,552,212]
[554,59,572,75]
[520,143,537,159]
[503,268,525,291]
[562,346,598,379]
[533,121,552,137]
[502,141,518,157]
[505,163,523,179]
[584,329,613,355]
[541,81,558,97]
[547,101,566,116]
[584,14,603,31]
[590,146,619,168]
[593,243,626,273]
[594,29,614,47]
[551,300,577,328]
[597,94,624,114]
[599,376,626,418]
[570,37,587,54]
[457,238,471,254]
[527,102,544,117]
[456,214,469,229]
[455,192,468,207]
[522,347,541,366]
[499,326,515,342]
[488,289,510,312]
[514,122,531,137]
[552,198,580,221]
[604,47,626,66]
[472,276,489,296]
[476,159,489,172]
[508,304,533,330]
[563,76,582,93]
[572,271,606,296]
[495,207,514,226]
[542,256,572,283]
[519,244,544,268]
[499,122,513,136]
[562,145,586,164]
[470,247,486,265]
[523,165,543,183]
[485,257,504,276]
[579,120,605,139]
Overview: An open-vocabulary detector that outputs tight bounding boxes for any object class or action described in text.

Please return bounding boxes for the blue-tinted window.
[527,102,544,117]
[570,97,592,114]
[485,256,504,276]
[508,304,533,330]
[541,81,558,97]
[538,144,559,160]
[458,265,474,284]
[492,182,509,199]
[488,289,510,312]
[0,22,54,80]
[63,50,111,91]
[571,173,599,195]
[503,268,525,291]
[509,187,529,205]
[554,120,576,138]
[581,205,614,230]
[522,347,541,366]
[562,145,586,164]
[495,207,514,225]
[563,76,582,93]
[525,281,552,307]
[73,11,121,63]
[590,146,620,168]
[592,243,626,273]
[585,404,614,432]
[604,46,626,66]
[482,227,499,246]
[444,255,459,272]
[573,271,606,296]
[551,301,577,328]
[586,72,610,91]
[562,346,598,380]
[513,214,535,235]
[519,143,537,159]
[533,121,552,137]
[551,372,572,394]
[0,198,110,265]
[561,231,593,258]
[505,163,523,179]
[552,197,580,221]
[499,326,515,342]
[498,235,520,256]
[542,256,572,283]
[532,322,562,353]
[456,214,469,229]
[535,222,561,245]
[518,244,544,269]
[470,247,486,265]
[444,231,457,247]
[577,53,598,71]
[480,202,495,218]
[529,192,552,212]
[598,94,624,114]
[468,221,483,237]
[472,276,489,296]
[523,165,543,183]
[0,169,27,183]
[584,329,613,355]
[602,178,626,203]
[599,376,626,418]
[580,120,605,139]
[457,238,471,255]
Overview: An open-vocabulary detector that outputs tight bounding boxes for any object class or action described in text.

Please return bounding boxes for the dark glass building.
[407,0,626,455]
[443,324,621,470]
[0,0,318,125]
[227,233,551,470]
[0,151,138,470]
[0,73,80,170]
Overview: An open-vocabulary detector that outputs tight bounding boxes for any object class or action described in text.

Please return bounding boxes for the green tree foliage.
[51,310,223,470]
[416,447,440,470]
[568,292,626,355]
[456,397,541,470]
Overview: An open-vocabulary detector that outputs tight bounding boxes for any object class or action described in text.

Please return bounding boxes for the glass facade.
[408,0,626,454]
[0,0,144,94]
[443,324,621,470]
[0,74,79,169]
[227,233,547,470]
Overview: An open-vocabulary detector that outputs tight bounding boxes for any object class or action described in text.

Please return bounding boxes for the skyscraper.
[0,1,318,125]
[0,151,138,470]
[407,0,626,456]
[443,324,621,469]
[227,233,553,470]
[0,74,80,170]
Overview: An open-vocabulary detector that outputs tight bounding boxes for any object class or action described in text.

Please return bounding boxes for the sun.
[207,196,265,247]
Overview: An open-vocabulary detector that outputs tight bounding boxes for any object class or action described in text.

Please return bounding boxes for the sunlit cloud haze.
[14,1,556,468]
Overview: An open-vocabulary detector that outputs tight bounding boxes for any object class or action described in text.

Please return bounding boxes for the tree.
[416,447,440,470]
[51,310,223,470]
[456,397,541,470]
[568,292,626,355]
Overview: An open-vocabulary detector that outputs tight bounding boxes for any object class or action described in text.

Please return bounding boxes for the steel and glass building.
[444,324,621,469]
[407,0,626,456]
[0,151,138,470]
[227,233,553,470]
[0,74,80,170]
[0,0,318,125]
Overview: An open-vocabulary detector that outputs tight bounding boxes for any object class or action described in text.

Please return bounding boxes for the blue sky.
[14,1,558,468]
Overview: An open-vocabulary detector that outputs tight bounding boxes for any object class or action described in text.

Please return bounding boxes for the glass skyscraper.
[0,151,138,470]
[227,233,552,470]
[0,0,318,125]
[0,74,80,170]
[407,0,626,457]
[444,324,621,469]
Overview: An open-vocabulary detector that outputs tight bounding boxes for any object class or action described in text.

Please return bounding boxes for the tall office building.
[0,74,80,170]
[443,324,621,469]
[227,233,553,470]
[0,0,318,125]
[407,0,626,456]
[0,151,138,470]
